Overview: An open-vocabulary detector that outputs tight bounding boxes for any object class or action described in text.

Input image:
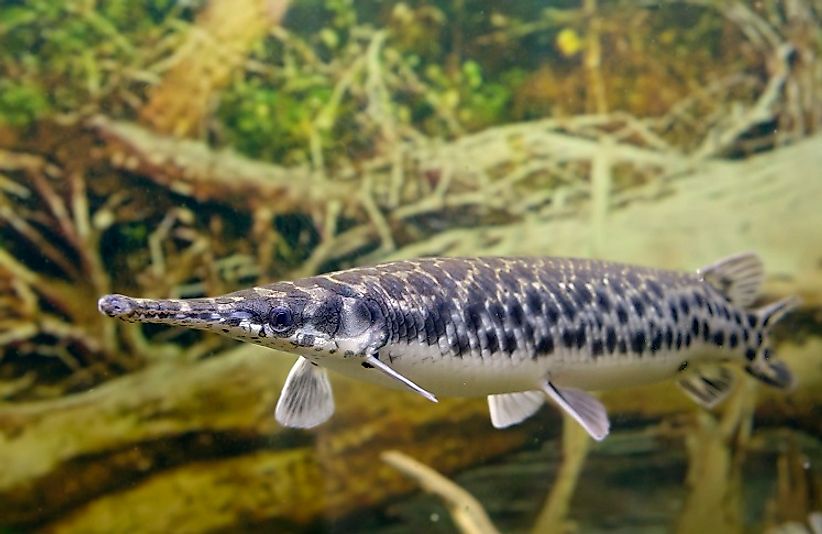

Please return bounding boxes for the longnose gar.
[98,253,797,440]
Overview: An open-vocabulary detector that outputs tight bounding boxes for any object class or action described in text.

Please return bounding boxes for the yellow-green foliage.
[0,0,195,124]
[0,1,764,162]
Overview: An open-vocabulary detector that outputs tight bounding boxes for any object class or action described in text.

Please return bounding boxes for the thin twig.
[382,450,500,534]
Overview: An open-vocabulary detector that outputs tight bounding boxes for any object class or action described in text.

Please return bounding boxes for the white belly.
[318,349,542,396]
[316,341,703,397]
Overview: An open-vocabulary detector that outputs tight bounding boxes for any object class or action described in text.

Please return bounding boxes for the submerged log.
[0,136,819,530]
[90,116,355,214]
[0,339,817,531]
[0,345,538,529]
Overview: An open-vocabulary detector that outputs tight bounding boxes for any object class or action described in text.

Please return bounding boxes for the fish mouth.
[289,331,338,354]
[98,294,137,318]
[292,332,317,348]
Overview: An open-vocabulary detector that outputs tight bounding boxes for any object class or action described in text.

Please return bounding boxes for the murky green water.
[0,1,820,532]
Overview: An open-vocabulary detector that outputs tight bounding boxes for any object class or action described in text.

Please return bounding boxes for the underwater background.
[0,0,820,532]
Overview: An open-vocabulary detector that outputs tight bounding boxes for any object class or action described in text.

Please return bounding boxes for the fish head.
[97,282,383,359]
[272,284,385,358]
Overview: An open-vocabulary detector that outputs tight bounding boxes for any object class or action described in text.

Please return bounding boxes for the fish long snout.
[96,292,256,329]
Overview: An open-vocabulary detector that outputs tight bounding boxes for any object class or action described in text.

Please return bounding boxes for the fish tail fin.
[744,296,801,390]
[757,295,801,329]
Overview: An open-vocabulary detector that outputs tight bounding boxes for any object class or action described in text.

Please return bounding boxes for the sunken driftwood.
[0,344,539,531]
[1,341,817,532]
[1,136,821,530]
[90,116,355,216]
[90,112,691,276]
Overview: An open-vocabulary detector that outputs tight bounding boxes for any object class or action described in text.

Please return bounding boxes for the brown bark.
[139,0,290,137]
[91,116,355,214]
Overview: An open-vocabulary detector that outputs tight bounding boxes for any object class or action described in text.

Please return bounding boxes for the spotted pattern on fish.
[270,257,763,366]
[100,256,771,369]
[98,253,800,438]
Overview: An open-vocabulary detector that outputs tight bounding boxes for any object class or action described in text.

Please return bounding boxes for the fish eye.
[269,306,294,333]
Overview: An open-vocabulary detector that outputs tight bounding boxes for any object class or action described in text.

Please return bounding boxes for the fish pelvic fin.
[275,357,335,429]
[698,252,764,307]
[542,381,610,441]
[745,296,801,390]
[487,391,545,428]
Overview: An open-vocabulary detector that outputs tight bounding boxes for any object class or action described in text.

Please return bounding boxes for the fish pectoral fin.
[487,391,545,428]
[542,381,610,441]
[275,357,335,429]
[677,364,735,408]
[364,354,438,403]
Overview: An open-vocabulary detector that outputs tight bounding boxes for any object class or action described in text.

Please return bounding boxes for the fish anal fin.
[542,381,610,441]
[745,360,794,390]
[487,391,545,429]
[699,252,764,307]
[677,365,735,409]
[364,354,438,403]
[275,357,335,429]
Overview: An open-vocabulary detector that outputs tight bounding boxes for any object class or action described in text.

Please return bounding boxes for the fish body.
[98,253,798,440]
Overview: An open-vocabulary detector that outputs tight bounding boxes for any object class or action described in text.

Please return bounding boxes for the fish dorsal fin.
[275,357,335,429]
[677,364,735,409]
[487,391,545,428]
[364,354,438,403]
[542,381,610,441]
[698,252,764,307]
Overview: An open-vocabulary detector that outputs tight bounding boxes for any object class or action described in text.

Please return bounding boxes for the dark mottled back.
[300,257,760,364]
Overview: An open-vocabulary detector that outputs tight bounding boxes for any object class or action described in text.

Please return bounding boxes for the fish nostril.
[97,294,135,317]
